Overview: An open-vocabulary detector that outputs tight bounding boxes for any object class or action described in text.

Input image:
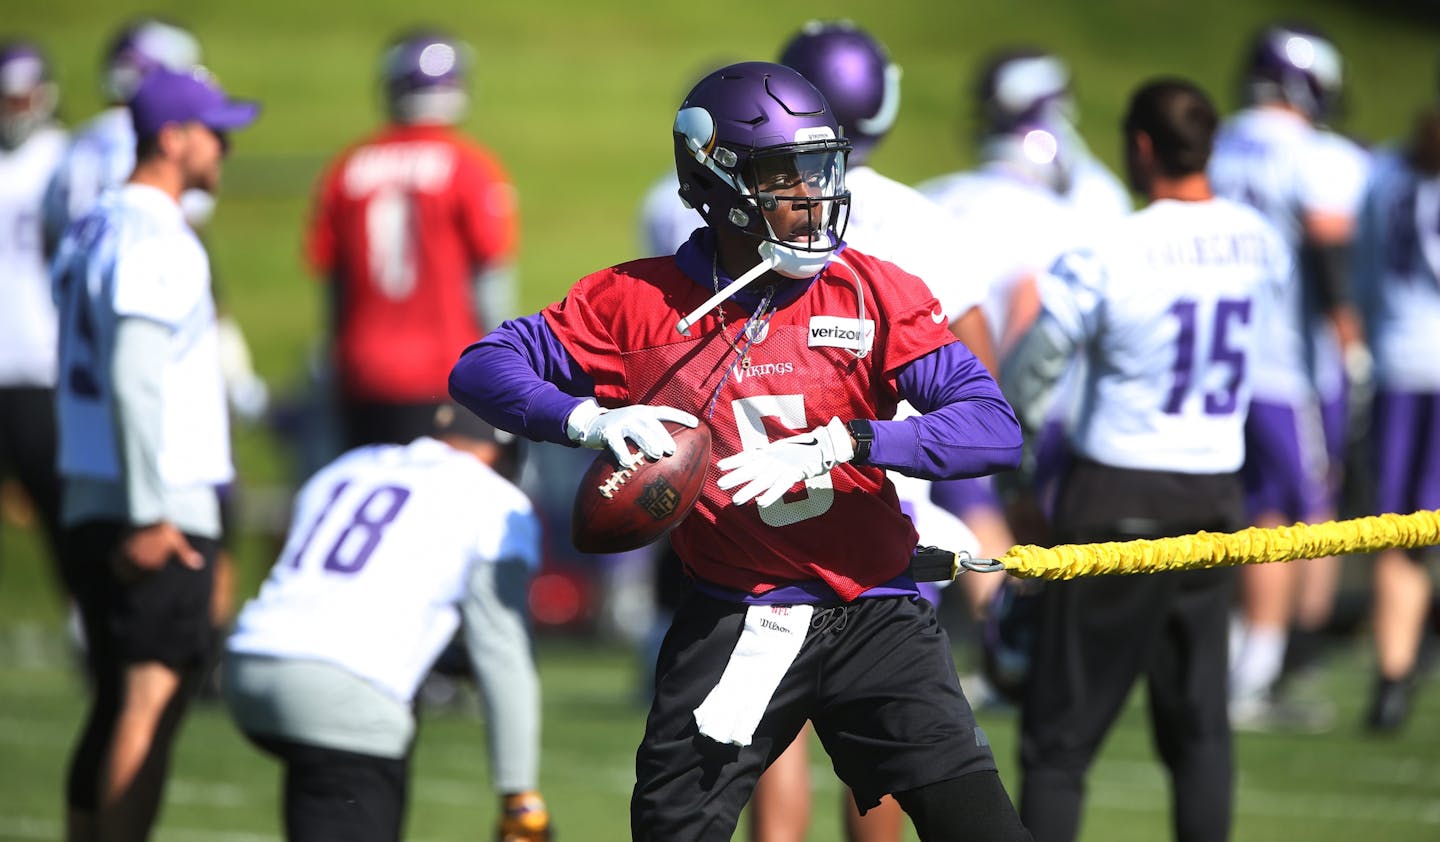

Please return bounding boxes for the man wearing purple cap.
[52,66,257,842]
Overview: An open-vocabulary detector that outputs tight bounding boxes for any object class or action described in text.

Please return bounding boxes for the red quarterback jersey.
[307,124,518,402]
[542,249,956,601]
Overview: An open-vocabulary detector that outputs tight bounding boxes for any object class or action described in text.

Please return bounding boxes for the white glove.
[565,399,699,468]
[716,417,855,507]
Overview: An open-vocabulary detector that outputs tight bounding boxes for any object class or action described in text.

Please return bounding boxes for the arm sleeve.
[1001,311,1080,438]
[472,263,518,333]
[865,341,1023,480]
[111,317,173,525]
[448,313,597,445]
[1001,248,1106,436]
[304,164,340,277]
[459,558,540,793]
[457,150,519,267]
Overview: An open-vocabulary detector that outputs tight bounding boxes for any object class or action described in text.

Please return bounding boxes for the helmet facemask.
[675,104,851,279]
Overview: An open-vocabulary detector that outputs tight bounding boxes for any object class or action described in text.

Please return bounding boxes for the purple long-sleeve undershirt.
[449,313,1023,479]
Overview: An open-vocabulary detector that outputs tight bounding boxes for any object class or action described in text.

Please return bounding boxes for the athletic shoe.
[497,793,552,842]
[1365,676,1413,734]
[1230,692,1335,734]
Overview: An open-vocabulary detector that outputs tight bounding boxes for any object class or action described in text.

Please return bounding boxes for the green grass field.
[0,636,1437,841]
[5,0,1440,839]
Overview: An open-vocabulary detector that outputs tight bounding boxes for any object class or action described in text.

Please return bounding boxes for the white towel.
[693,604,814,747]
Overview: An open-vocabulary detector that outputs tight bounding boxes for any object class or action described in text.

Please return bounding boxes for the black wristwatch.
[846,419,875,463]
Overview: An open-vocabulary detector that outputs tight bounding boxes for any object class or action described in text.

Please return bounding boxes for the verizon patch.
[807,316,874,352]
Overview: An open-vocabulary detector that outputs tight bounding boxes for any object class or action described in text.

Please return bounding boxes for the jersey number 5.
[731,395,833,527]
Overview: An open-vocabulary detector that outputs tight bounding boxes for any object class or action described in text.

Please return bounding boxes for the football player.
[1208,22,1369,730]
[306,28,519,452]
[52,68,258,842]
[744,21,995,842]
[42,17,204,246]
[917,49,1123,622]
[0,40,67,593]
[1004,78,1290,842]
[225,406,550,842]
[1353,104,1440,732]
[452,61,1029,841]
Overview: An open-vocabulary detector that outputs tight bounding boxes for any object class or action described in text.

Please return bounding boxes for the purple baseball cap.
[129,68,259,138]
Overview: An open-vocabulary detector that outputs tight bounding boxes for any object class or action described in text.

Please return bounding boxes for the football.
[571,420,712,554]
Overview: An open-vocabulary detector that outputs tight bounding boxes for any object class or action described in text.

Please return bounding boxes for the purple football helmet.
[976,48,1075,135]
[0,40,58,149]
[778,20,900,166]
[1244,23,1343,122]
[381,30,471,125]
[673,61,850,278]
[104,19,202,103]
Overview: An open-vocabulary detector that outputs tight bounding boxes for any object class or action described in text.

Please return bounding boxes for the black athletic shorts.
[632,590,996,840]
[246,734,410,842]
[65,521,218,669]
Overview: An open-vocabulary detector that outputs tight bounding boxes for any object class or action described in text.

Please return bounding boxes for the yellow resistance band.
[998,510,1440,581]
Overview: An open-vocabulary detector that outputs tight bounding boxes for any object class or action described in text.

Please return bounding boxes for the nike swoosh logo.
[930,308,946,324]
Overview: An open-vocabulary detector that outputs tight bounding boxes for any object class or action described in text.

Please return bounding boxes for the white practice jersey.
[228,438,541,703]
[52,184,232,487]
[1306,129,1372,400]
[842,166,987,321]
[1208,108,1366,403]
[639,171,702,257]
[919,165,1101,351]
[1041,198,1290,473]
[1066,153,1134,220]
[1356,150,1440,391]
[43,108,133,245]
[43,106,215,243]
[0,124,67,386]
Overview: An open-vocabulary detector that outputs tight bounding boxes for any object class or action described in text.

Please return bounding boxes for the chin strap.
[676,248,783,335]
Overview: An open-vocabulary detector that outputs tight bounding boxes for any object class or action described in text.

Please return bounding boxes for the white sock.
[1230,625,1286,701]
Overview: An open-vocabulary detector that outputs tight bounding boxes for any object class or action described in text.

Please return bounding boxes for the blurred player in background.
[40,18,264,680]
[1208,22,1369,731]
[52,68,258,842]
[452,60,1029,842]
[306,28,518,452]
[920,48,1129,579]
[43,18,204,245]
[224,405,549,842]
[1352,102,1440,732]
[0,40,67,593]
[1005,78,1288,842]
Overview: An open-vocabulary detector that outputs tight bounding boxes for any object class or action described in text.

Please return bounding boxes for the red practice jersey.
[307,124,517,402]
[543,249,955,601]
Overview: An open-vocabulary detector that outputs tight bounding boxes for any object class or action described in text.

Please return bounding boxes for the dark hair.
[1410,107,1440,176]
[134,133,163,164]
[1123,78,1218,177]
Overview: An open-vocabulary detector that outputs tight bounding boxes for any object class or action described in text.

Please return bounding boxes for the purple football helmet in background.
[976,48,1075,135]
[1243,23,1344,122]
[0,40,58,149]
[104,18,202,104]
[381,29,472,125]
[971,49,1079,193]
[672,61,850,276]
[778,20,900,167]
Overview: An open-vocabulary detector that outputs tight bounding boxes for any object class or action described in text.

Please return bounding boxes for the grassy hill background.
[3,1,1440,839]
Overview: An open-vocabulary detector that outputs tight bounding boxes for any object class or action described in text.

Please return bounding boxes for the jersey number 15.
[1163,297,1252,416]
